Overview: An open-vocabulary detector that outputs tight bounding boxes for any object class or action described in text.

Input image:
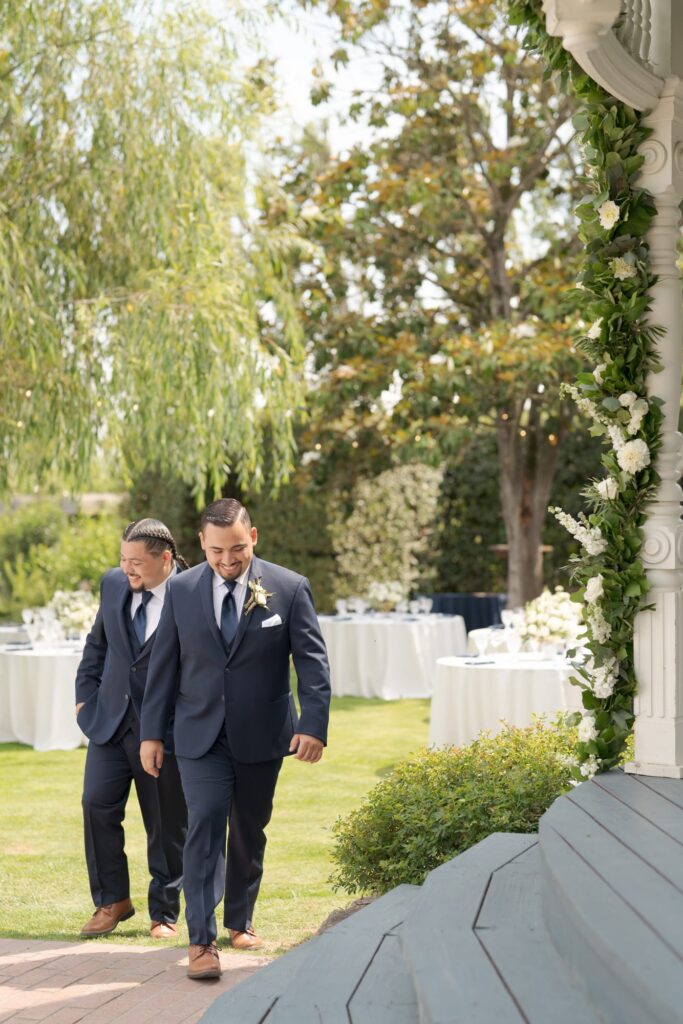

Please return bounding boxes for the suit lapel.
[199,561,226,654]
[227,556,262,663]
[116,577,135,661]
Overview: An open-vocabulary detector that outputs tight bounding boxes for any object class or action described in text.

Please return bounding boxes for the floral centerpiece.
[521,587,582,650]
[365,580,407,612]
[47,588,98,636]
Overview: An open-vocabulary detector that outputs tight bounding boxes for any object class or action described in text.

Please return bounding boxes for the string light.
[25,389,32,398]
[519,429,527,437]
[314,443,322,450]
[501,412,509,421]
[351,440,359,448]
[415,434,422,441]
[548,433,558,446]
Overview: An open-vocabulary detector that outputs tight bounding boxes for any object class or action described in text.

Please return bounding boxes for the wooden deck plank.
[475,845,603,1024]
[628,773,683,811]
[401,833,537,1024]
[594,772,683,843]
[199,939,318,1024]
[264,883,419,1023]
[541,813,683,1024]
[567,781,683,885]
[544,797,683,951]
[347,934,418,1024]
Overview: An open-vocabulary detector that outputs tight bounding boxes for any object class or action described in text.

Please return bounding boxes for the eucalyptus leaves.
[509,0,663,779]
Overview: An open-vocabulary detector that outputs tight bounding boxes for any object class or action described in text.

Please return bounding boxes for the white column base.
[624,760,683,778]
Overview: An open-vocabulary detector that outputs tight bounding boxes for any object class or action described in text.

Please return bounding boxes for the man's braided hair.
[122,518,190,570]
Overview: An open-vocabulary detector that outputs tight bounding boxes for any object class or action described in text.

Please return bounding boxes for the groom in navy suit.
[75,518,188,939]
[140,498,331,980]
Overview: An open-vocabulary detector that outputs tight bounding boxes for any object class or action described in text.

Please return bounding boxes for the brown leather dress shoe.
[187,943,222,980]
[80,898,135,938]
[228,927,264,950]
[150,921,178,939]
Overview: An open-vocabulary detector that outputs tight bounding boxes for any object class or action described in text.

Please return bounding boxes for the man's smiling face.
[199,521,257,580]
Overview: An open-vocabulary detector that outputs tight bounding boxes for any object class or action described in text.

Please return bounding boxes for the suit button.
[124,694,129,702]
[131,666,137,673]
[221,695,225,702]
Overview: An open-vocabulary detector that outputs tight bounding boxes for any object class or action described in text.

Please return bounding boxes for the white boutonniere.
[244,577,275,615]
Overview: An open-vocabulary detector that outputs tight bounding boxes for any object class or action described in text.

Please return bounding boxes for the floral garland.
[508,0,663,779]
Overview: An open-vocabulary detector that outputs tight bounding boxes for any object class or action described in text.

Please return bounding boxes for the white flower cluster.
[584,654,619,698]
[619,391,649,435]
[587,603,611,643]
[584,574,603,603]
[365,579,407,609]
[586,317,603,340]
[550,507,608,556]
[521,586,582,646]
[47,588,98,632]
[580,755,601,779]
[563,384,612,428]
[578,714,598,743]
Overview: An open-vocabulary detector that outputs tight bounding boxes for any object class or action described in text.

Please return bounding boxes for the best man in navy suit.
[75,518,188,939]
[140,498,331,980]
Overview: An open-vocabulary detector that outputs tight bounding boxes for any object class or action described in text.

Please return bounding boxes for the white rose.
[598,200,620,230]
[595,477,618,500]
[578,715,598,743]
[585,574,604,603]
[586,318,603,340]
[617,438,651,475]
[619,391,637,407]
[611,256,637,281]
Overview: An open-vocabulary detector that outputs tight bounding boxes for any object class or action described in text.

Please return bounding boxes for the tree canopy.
[1,0,308,497]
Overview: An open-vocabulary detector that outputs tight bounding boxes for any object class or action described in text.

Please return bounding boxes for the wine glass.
[473,629,491,656]
[418,596,433,615]
[335,598,348,616]
[507,630,522,655]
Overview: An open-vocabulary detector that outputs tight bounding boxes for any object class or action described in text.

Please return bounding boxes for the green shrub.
[2,513,123,618]
[330,716,577,895]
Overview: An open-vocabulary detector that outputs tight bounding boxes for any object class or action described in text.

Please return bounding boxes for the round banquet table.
[318,613,467,699]
[0,645,87,751]
[429,653,583,748]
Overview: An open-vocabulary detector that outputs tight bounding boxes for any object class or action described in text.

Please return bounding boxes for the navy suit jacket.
[75,568,175,747]
[139,556,331,762]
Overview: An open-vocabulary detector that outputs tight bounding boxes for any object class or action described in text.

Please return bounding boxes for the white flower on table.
[597,200,620,230]
[617,438,651,475]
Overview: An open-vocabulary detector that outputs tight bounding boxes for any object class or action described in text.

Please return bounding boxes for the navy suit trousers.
[177,725,282,944]
[82,715,187,922]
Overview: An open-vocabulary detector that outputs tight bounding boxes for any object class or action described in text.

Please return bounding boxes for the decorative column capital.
[542,0,664,109]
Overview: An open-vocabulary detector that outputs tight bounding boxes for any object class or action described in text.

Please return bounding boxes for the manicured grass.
[0,696,429,954]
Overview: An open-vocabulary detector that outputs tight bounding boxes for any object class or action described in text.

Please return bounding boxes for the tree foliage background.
[1,0,310,497]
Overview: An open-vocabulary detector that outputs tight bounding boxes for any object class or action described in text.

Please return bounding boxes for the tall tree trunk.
[496,403,564,608]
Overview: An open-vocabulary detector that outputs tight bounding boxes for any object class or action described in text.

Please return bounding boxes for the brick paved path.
[0,940,268,1024]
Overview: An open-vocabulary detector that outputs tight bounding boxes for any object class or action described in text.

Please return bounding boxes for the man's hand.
[140,740,165,777]
[289,733,324,763]
[75,702,85,717]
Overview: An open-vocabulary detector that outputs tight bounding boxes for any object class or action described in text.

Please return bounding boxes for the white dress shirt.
[212,564,250,629]
[130,566,177,642]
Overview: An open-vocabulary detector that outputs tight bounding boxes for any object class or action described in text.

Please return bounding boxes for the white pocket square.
[261,614,282,628]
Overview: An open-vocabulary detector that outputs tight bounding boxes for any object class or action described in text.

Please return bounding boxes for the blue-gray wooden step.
[202,882,420,1024]
[399,831,602,1024]
[540,771,683,1024]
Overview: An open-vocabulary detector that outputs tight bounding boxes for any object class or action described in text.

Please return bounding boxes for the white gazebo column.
[626,81,683,777]
[542,1,683,775]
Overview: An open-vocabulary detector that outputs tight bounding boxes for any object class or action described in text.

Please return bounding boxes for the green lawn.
[0,696,429,954]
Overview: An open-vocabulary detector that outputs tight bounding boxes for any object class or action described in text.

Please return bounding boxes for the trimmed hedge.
[330,717,577,895]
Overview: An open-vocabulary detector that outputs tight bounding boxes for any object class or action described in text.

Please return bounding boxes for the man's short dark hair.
[200,498,252,531]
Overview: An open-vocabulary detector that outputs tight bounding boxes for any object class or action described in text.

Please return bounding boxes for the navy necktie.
[133,590,153,646]
[221,580,238,647]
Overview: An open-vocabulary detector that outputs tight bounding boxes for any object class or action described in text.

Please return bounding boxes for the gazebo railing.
[616,0,653,69]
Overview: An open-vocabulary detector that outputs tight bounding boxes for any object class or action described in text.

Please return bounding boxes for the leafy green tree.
[267,0,586,603]
[1,1,307,498]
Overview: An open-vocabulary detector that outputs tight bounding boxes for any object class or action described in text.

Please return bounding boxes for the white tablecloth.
[0,646,87,751]
[0,625,28,645]
[319,614,467,699]
[429,653,583,748]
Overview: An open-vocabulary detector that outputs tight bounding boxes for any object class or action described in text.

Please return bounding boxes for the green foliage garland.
[508,0,663,778]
